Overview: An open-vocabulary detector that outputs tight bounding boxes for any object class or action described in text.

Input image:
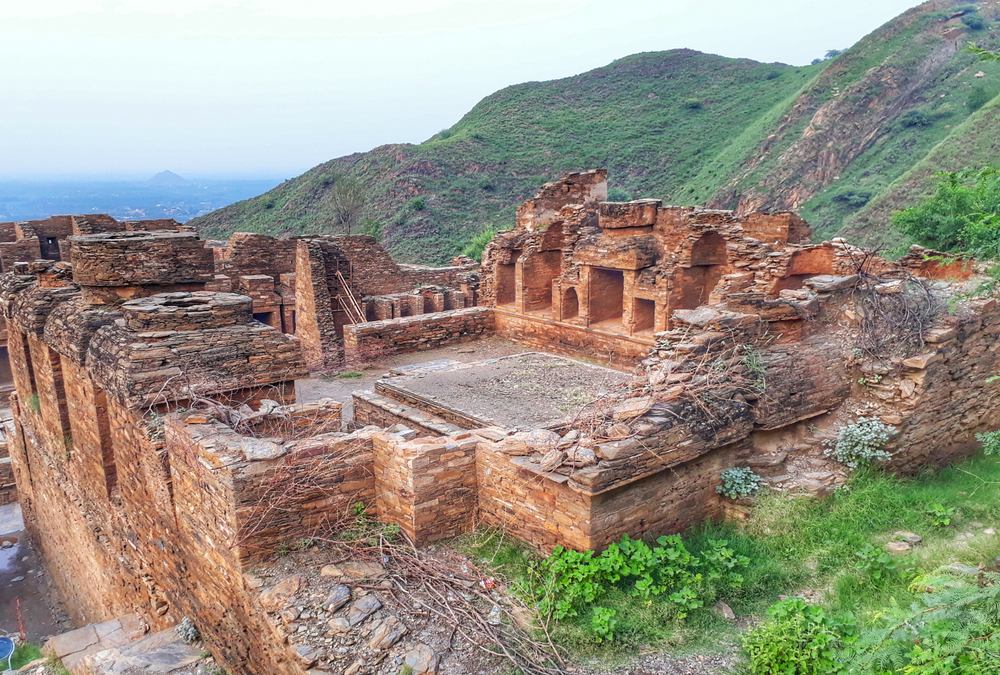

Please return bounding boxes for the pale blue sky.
[1,0,920,180]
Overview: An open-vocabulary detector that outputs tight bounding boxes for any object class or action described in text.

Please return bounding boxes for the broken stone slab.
[326,584,352,612]
[366,616,408,649]
[294,643,321,668]
[78,627,203,675]
[327,617,351,634]
[713,601,735,621]
[594,438,641,461]
[802,275,858,293]
[347,594,382,626]
[539,449,565,472]
[241,437,285,461]
[903,352,942,370]
[745,452,787,468]
[258,574,304,612]
[404,644,441,675]
[885,541,911,555]
[924,326,958,343]
[510,428,560,448]
[340,561,385,579]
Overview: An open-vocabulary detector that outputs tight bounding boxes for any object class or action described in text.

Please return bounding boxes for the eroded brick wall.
[343,306,495,361]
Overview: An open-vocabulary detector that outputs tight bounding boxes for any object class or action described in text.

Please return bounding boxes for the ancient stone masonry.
[294,234,482,369]
[0,216,194,397]
[8,170,1000,675]
[208,232,300,333]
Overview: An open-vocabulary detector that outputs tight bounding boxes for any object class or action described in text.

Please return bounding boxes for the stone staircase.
[39,615,204,675]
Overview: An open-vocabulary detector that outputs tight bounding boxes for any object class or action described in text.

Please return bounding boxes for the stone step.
[43,614,147,673]
[76,627,205,675]
[352,390,464,437]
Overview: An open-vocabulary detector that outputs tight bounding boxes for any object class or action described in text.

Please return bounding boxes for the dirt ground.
[296,337,534,422]
[0,503,65,644]
[385,352,630,430]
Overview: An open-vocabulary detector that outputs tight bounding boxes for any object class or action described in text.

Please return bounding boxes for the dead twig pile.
[847,248,944,366]
[313,528,568,675]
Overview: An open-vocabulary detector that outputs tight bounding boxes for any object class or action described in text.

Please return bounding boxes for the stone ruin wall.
[5,171,1000,674]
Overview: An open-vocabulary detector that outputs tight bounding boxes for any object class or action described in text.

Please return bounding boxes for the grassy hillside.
[192,0,1000,264]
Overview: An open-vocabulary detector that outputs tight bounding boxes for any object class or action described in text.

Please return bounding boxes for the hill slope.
[192,0,1000,263]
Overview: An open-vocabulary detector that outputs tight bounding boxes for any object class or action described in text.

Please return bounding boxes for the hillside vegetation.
[192,0,1000,263]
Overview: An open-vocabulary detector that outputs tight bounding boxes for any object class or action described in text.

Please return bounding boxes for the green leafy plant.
[716,467,764,499]
[337,371,364,379]
[26,393,40,413]
[462,226,497,262]
[926,502,955,527]
[853,544,903,584]
[410,197,426,211]
[681,98,703,110]
[533,533,749,639]
[590,606,617,642]
[823,418,892,469]
[976,429,1000,455]
[743,597,853,675]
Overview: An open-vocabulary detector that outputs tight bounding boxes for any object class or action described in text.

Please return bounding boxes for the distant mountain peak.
[147,170,187,186]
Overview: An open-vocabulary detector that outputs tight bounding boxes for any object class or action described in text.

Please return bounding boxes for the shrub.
[743,597,851,675]
[534,534,749,639]
[26,393,40,413]
[410,198,426,211]
[606,187,631,202]
[898,109,931,128]
[681,98,703,110]
[976,429,1000,455]
[175,617,200,643]
[359,217,383,241]
[962,12,986,31]
[832,189,873,208]
[823,418,892,469]
[462,226,497,262]
[716,467,763,499]
[892,166,1000,254]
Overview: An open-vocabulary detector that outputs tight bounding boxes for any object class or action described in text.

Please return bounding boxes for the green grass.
[10,642,43,669]
[337,371,364,379]
[457,453,1000,664]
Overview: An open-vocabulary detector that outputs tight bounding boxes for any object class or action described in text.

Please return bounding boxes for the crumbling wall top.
[119,292,252,332]
[70,231,214,287]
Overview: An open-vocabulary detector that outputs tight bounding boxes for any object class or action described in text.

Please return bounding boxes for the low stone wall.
[476,441,593,551]
[166,411,374,565]
[0,458,15,505]
[493,310,650,367]
[343,306,495,361]
[476,440,736,552]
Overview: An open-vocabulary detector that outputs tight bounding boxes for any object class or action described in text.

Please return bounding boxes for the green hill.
[191,0,1000,264]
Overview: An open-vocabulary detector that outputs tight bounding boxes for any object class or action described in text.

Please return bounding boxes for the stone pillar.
[373,430,479,546]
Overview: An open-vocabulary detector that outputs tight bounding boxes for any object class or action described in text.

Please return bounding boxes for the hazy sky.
[1,0,920,180]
